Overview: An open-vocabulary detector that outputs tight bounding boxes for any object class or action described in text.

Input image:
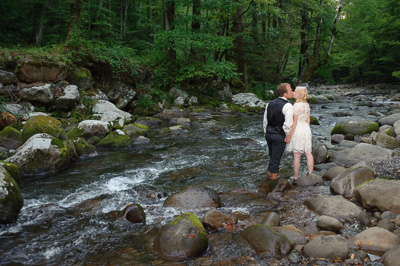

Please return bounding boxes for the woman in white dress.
[285,86,314,180]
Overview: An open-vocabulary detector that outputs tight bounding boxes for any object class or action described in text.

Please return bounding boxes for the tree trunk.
[163,0,176,62]
[298,6,309,81]
[191,0,201,61]
[66,0,83,40]
[34,3,44,47]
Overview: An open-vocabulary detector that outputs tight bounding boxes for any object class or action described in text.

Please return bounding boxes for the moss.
[364,122,379,134]
[73,138,97,157]
[51,138,69,158]
[66,126,84,139]
[169,213,207,240]
[310,116,320,125]
[0,126,21,139]
[21,116,62,143]
[331,124,346,135]
[0,161,20,185]
[96,130,132,149]
[0,169,23,224]
[308,97,317,104]
[386,127,396,137]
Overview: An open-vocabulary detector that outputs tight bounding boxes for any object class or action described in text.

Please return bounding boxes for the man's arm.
[282,103,293,136]
[263,103,269,133]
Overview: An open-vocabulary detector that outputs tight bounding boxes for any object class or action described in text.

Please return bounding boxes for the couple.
[263,83,314,180]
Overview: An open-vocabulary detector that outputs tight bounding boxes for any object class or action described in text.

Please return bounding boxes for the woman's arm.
[307,114,310,125]
[285,114,298,143]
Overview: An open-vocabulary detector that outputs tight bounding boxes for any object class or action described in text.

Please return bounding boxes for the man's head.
[277,83,293,99]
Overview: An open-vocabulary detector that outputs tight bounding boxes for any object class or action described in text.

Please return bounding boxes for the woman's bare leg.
[305,152,314,175]
[293,152,301,179]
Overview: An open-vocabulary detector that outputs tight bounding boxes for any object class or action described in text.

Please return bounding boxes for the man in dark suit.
[263,83,294,180]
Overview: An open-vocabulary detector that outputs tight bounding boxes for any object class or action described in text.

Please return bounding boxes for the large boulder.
[54,85,80,109]
[330,143,394,167]
[123,123,149,140]
[71,138,98,159]
[378,113,400,126]
[154,213,208,261]
[163,186,221,209]
[241,224,291,255]
[96,129,132,149]
[18,84,55,104]
[330,166,375,198]
[67,120,110,139]
[353,179,400,212]
[231,93,266,108]
[0,164,23,224]
[351,227,400,254]
[5,133,71,176]
[304,194,362,221]
[0,126,21,150]
[21,115,63,143]
[304,235,348,260]
[92,100,132,122]
[294,173,324,187]
[331,120,378,135]
[17,59,67,83]
[322,166,347,181]
[374,129,400,149]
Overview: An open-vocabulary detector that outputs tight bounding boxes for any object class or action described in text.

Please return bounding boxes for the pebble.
[370,148,400,178]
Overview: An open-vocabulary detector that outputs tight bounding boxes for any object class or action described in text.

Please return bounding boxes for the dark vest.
[266,98,288,136]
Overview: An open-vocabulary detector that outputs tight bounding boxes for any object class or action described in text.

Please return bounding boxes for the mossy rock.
[134,103,159,116]
[66,126,85,140]
[0,161,20,185]
[0,165,23,224]
[310,116,320,125]
[73,138,98,158]
[21,116,63,143]
[331,120,379,135]
[123,123,149,139]
[0,126,22,149]
[96,130,132,149]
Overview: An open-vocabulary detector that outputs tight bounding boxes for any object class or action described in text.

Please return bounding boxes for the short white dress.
[286,102,312,153]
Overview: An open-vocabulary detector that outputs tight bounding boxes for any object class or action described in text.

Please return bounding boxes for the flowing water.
[0,91,392,265]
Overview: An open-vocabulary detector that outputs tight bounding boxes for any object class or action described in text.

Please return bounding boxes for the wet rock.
[154,213,208,261]
[276,227,307,247]
[331,120,378,136]
[330,166,374,198]
[381,246,400,266]
[202,209,236,231]
[170,117,191,127]
[260,212,280,227]
[221,189,278,209]
[357,211,372,227]
[133,136,150,145]
[72,138,98,159]
[295,173,324,187]
[19,84,55,104]
[331,143,394,167]
[123,123,149,139]
[258,178,292,195]
[377,218,395,232]
[0,126,21,150]
[96,129,132,149]
[163,186,221,209]
[6,133,71,176]
[21,115,63,143]
[353,179,400,212]
[351,227,400,255]
[241,224,291,255]
[322,165,346,181]
[0,164,23,224]
[312,144,328,164]
[304,235,348,260]
[135,117,162,127]
[316,215,343,233]
[304,194,362,221]
[118,203,146,224]
[378,113,400,126]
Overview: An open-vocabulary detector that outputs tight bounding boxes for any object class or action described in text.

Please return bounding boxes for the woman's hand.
[285,136,291,143]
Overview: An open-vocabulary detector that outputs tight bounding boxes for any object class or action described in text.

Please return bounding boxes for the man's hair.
[277,83,290,97]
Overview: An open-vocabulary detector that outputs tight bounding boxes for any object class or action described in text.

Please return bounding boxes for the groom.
[263,83,293,180]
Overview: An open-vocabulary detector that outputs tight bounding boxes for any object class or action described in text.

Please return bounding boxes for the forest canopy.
[0,0,399,91]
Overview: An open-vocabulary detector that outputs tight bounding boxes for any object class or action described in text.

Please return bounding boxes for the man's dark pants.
[265,132,286,174]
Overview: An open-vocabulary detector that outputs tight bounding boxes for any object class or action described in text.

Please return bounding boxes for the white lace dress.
[287,102,312,153]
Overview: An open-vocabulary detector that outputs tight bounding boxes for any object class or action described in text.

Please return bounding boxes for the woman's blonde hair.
[295,86,308,102]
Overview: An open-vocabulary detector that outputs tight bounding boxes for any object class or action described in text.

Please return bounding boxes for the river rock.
[135,117,162,127]
[316,215,343,233]
[304,194,362,221]
[241,225,291,255]
[18,84,55,104]
[118,203,146,224]
[232,93,266,108]
[331,120,379,135]
[68,120,110,139]
[2,102,35,119]
[394,120,400,136]
[67,66,92,89]
[96,129,132,149]
[123,123,149,140]
[322,166,346,181]
[99,110,127,129]
[260,211,280,227]
[331,134,345,144]
[258,179,292,195]
[353,179,400,212]
[220,189,277,209]
[0,70,18,85]
[304,235,348,260]
[54,84,80,108]
[338,139,358,148]
[276,228,307,247]
[378,113,400,126]
[5,133,70,176]
[105,83,136,109]
[92,100,132,121]
[351,227,400,255]
[154,213,208,261]
[21,115,63,143]
[170,117,191,127]
[330,166,374,198]
[163,186,221,209]
[382,246,400,266]
[17,59,67,83]
[375,131,400,149]
[377,218,395,232]
[202,209,236,231]
[312,144,328,164]
[133,136,150,145]
[72,138,98,159]
[0,126,21,150]
[330,143,394,167]
[0,164,23,224]
[295,173,324,186]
